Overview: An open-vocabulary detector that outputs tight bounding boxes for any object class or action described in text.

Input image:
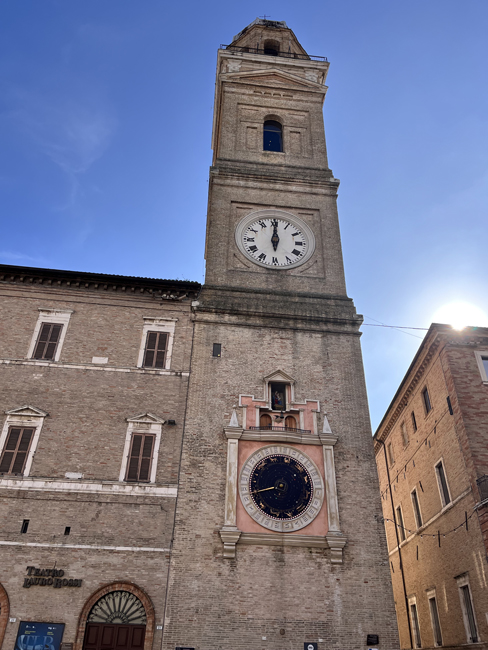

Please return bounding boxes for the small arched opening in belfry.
[263,39,280,56]
[263,120,283,152]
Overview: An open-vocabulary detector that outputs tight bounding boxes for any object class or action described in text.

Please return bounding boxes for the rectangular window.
[410,601,422,648]
[411,489,423,528]
[411,411,417,432]
[212,343,221,357]
[270,383,287,411]
[0,427,35,475]
[20,519,29,534]
[125,433,155,482]
[460,584,478,643]
[435,461,451,506]
[483,356,488,378]
[32,323,63,360]
[143,332,168,368]
[474,351,488,383]
[429,596,443,646]
[422,387,432,414]
[396,506,406,542]
[401,421,409,447]
[387,442,395,466]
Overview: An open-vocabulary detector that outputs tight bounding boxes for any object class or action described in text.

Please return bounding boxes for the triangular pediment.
[126,412,165,424]
[5,405,48,418]
[223,69,324,91]
[264,370,295,385]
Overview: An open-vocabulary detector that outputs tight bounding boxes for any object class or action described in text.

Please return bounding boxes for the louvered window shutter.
[0,427,34,474]
[33,323,63,360]
[143,332,168,368]
[126,434,155,482]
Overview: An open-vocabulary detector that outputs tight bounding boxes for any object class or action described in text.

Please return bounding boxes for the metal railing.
[249,425,311,434]
[220,45,327,62]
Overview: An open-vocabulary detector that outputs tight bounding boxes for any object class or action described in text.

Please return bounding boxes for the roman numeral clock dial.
[235,210,315,269]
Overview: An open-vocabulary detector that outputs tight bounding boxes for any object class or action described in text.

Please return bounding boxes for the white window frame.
[27,308,73,362]
[0,406,48,477]
[426,589,443,647]
[474,351,488,384]
[456,574,480,644]
[137,317,177,370]
[411,487,423,528]
[119,413,165,484]
[435,457,452,508]
[408,595,422,648]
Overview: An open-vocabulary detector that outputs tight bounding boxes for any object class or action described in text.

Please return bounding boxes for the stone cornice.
[0,264,200,301]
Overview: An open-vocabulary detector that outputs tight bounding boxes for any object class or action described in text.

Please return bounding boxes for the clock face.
[249,454,313,520]
[239,445,324,532]
[235,210,315,269]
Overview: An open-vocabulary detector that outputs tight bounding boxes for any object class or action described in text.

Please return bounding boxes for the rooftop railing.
[249,425,311,434]
[220,45,327,62]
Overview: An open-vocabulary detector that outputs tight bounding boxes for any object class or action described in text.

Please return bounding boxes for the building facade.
[374,324,488,650]
[0,19,399,650]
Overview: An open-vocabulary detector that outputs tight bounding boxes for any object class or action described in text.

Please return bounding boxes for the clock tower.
[163,19,399,650]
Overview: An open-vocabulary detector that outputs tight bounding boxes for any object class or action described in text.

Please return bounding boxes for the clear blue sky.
[1,0,487,429]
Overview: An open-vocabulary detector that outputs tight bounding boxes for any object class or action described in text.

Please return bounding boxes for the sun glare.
[432,302,488,331]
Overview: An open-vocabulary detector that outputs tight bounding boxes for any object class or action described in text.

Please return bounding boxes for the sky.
[1,0,487,430]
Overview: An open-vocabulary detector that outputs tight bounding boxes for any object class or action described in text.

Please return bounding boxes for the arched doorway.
[77,584,154,650]
[0,583,9,650]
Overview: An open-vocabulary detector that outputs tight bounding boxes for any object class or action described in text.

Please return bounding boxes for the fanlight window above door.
[88,591,147,625]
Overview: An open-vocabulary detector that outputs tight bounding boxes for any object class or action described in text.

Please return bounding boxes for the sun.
[432,302,488,330]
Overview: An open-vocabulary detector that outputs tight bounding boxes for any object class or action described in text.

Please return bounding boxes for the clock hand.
[252,486,275,493]
[271,221,279,251]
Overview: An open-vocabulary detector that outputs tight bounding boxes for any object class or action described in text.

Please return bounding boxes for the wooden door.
[83,624,146,650]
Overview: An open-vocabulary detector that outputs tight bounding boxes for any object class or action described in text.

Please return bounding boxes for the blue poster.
[15,622,65,650]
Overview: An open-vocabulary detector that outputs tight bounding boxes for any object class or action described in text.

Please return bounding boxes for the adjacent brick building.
[374,323,488,650]
[0,18,399,650]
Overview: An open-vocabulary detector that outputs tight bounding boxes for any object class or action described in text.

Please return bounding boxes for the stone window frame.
[0,406,48,477]
[137,317,177,370]
[422,384,433,416]
[426,588,443,647]
[411,487,423,529]
[408,595,422,648]
[387,440,395,467]
[119,413,165,484]
[474,351,488,384]
[456,573,479,644]
[401,420,409,448]
[27,308,73,362]
[396,504,406,542]
[434,457,452,508]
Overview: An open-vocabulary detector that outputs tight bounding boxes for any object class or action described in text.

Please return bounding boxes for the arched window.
[260,413,272,429]
[263,40,279,56]
[284,415,296,430]
[263,120,283,152]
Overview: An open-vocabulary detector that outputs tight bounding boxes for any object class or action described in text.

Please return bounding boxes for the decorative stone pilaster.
[320,413,347,563]
[220,413,243,558]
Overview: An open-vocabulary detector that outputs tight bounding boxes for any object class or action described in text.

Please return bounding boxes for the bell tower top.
[229,18,308,59]
[204,20,351,302]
